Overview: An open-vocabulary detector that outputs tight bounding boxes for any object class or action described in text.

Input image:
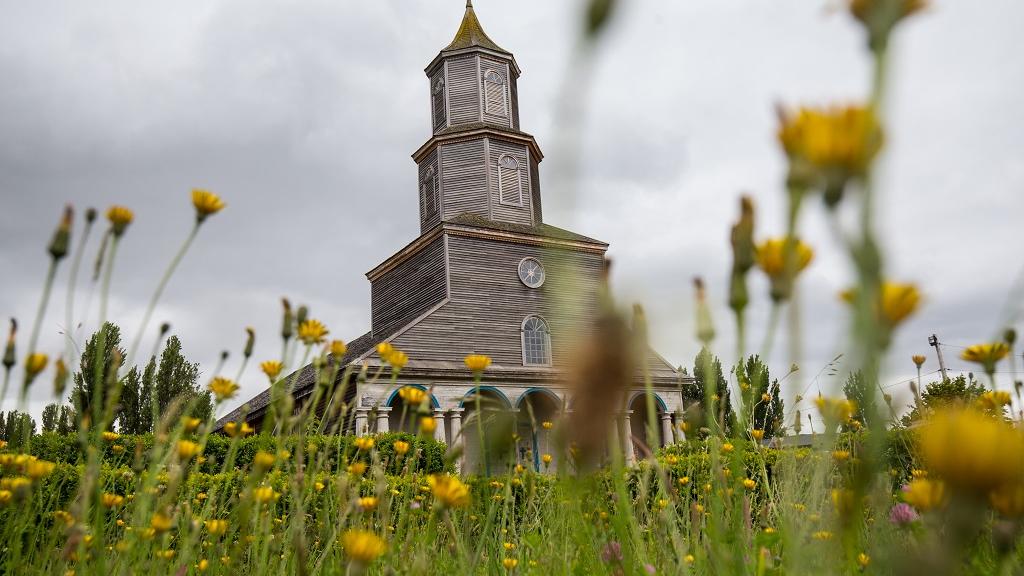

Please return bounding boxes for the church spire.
[443,0,510,55]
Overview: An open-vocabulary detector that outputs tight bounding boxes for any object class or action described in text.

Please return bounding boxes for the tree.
[41,403,76,434]
[150,336,213,427]
[842,371,871,429]
[71,322,125,427]
[0,410,36,450]
[734,355,785,439]
[900,374,988,427]
[682,347,736,435]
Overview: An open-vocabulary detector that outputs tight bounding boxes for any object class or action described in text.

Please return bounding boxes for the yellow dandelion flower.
[358,496,379,511]
[253,451,275,470]
[191,189,225,222]
[260,360,283,381]
[815,397,856,426]
[541,421,554,430]
[777,105,883,186]
[101,493,124,508]
[419,416,436,436]
[840,281,921,328]
[177,440,202,461]
[989,483,1024,518]
[347,462,367,476]
[743,478,756,490]
[464,354,492,373]
[919,408,1024,493]
[106,205,134,237]
[354,437,374,451]
[678,476,690,486]
[832,450,851,462]
[398,386,426,405]
[387,350,408,370]
[856,553,871,568]
[25,459,55,479]
[0,490,12,505]
[223,421,254,438]
[811,531,833,541]
[205,519,228,536]
[342,530,386,564]
[428,474,471,508]
[685,554,695,565]
[755,237,814,279]
[207,377,239,402]
[977,391,1012,412]
[912,354,926,368]
[198,559,210,572]
[751,429,764,441]
[376,342,394,359]
[502,558,518,570]
[150,513,173,533]
[182,417,201,432]
[297,319,329,346]
[25,353,48,378]
[541,453,553,466]
[252,486,279,503]
[960,343,1010,375]
[392,440,410,456]
[102,431,120,442]
[902,478,947,512]
[722,442,735,453]
[314,481,326,491]
[329,339,347,356]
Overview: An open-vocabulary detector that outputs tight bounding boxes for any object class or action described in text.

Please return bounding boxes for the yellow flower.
[101,493,124,508]
[357,496,379,511]
[342,529,386,564]
[177,440,202,461]
[354,437,374,451]
[0,490,12,506]
[811,531,834,541]
[25,353,48,377]
[0,440,6,450]
[102,431,120,442]
[207,377,239,401]
[678,476,690,486]
[541,454,553,466]
[503,542,517,550]
[912,354,926,368]
[751,429,764,441]
[977,391,1012,412]
[857,553,871,568]
[815,397,856,426]
[182,417,201,432]
[419,416,436,436]
[777,105,883,186]
[832,450,851,462]
[347,462,367,476]
[685,554,695,565]
[150,512,173,533]
[398,386,426,405]
[253,451,276,469]
[260,360,283,381]
[314,481,326,491]
[387,350,408,370]
[205,519,228,535]
[329,340,347,356]
[721,442,734,453]
[541,421,554,430]
[198,559,210,572]
[902,479,947,512]
[376,342,394,359]
[742,478,756,490]
[106,205,134,236]
[428,474,471,508]
[392,441,410,456]
[297,319,329,345]
[191,189,225,222]
[464,354,492,373]
[223,421,254,438]
[960,343,1010,375]
[755,237,814,279]
[252,486,279,503]
[989,484,1024,518]
[502,558,518,570]
[25,459,55,479]
[919,408,1024,493]
[840,282,921,328]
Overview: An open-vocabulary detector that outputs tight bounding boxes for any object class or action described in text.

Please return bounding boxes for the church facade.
[223,2,689,472]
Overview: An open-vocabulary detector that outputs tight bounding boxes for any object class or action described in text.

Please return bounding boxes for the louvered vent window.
[522,316,552,366]
[483,69,507,117]
[431,77,446,128]
[422,166,438,218]
[497,155,522,206]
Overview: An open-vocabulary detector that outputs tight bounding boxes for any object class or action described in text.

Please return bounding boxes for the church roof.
[442,1,511,56]
[446,213,607,246]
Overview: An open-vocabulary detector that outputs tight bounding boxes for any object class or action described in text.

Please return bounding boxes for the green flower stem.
[126,221,200,370]
[64,217,95,370]
[99,235,120,328]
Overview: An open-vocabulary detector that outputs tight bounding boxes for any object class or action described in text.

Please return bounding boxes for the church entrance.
[628,392,668,459]
[516,389,561,472]
[461,387,514,475]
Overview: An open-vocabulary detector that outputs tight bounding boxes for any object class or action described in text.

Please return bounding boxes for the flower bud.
[281,298,294,340]
[296,305,309,326]
[159,322,171,337]
[85,207,98,223]
[243,327,255,358]
[2,319,15,371]
[48,205,73,261]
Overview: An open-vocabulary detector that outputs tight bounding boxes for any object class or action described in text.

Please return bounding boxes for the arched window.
[497,154,522,206]
[483,69,507,117]
[521,316,552,366]
[421,166,438,218]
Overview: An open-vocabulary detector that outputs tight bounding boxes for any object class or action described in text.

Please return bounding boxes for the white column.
[660,413,673,447]
[675,411,686,442]
[354,409,369,437]
[376,407,391,433]
[449,408,464,473]
[433,409,446,444]
[621,410,636,465]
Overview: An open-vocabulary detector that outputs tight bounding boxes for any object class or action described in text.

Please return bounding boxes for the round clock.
[518,257,545,288]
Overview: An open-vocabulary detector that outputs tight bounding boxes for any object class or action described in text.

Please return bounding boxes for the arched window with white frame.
[497,154,522,206]
[483,69,507,117]
[421,165,438,218]
[521,315,552,366]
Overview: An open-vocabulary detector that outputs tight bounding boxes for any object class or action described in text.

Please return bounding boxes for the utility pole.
[928,334,949,381]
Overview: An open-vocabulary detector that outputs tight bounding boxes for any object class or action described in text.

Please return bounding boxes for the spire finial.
[466,0,472,7]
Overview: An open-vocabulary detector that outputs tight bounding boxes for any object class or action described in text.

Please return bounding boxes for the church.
[221,1,688,472]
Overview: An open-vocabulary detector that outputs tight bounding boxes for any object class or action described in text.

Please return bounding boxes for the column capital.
[376,406,393,414]
[449,407,465,415]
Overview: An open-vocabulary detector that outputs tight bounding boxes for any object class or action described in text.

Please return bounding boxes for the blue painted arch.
[626,390,668,412]
[458,386,513,409]
[515,387,563,411]
[385,384,440,408]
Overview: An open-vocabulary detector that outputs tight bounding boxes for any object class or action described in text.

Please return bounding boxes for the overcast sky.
[2,1,1023,424]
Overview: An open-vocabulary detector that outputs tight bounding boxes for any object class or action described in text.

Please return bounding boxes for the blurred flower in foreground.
[919,408,1024,493]
[191,189,226,223]
[260,360,283,381]
[888,502,919,525]
[815,397,855,428]
[464,354,491,373]
[387,350,408,370]
[902,479,946,512]
[106,206,134,237]
[392,440,410,456]
[223,422,253,438]
[298,319,329,346]
[912,354,926,368]
[24,353,48,381]
[755,237,814,302]
[428,474,470,508]
[849,0,928,51]
[989,483,1024,518]
[329,339,347,357]
[208,377,239,402]
[342,529,386,564]
[960,343,1010,377]
[398,386,426,405]
[777,105,883,205]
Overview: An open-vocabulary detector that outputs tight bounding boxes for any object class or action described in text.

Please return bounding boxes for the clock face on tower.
[518,257,545,288]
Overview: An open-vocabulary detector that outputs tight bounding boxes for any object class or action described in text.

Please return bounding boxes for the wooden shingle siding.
[390,233,605,367]
[479,58,510,127]
[371,236,448,338]
[430,67,447,131]
[488,140,533,225]
[440,140,488,220]
[446,55,481,126]
[529,155,543,224]
[418,149,442,233]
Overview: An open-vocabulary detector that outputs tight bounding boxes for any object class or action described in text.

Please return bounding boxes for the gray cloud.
[2,1,1023,422]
